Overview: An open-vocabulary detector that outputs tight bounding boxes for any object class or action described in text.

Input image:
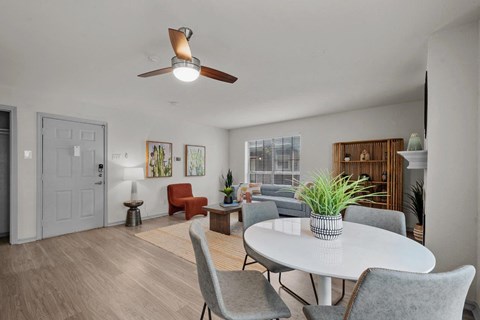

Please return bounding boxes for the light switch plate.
[74,146,81,157]
[24,150,32,159]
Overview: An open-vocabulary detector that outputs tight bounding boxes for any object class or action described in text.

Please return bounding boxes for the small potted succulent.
[292,171,384,240]
[406,180,424,243]
[220,169,234,204]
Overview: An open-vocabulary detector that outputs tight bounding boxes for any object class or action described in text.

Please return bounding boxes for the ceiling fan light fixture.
[172,56,201,82]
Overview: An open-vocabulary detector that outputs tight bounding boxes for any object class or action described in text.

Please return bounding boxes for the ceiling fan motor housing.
[171,56,201,71]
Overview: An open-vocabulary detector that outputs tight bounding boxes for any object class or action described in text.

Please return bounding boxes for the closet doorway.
[0,105,17,244]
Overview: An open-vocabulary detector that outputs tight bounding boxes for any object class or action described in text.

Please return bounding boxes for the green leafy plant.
[222,169,233,188]
[219,187,234,197]
[405,180,424,225]
[291,171,385,216]
[220,169,234,197]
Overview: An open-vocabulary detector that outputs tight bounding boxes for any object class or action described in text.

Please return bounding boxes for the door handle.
[94,181,103,185]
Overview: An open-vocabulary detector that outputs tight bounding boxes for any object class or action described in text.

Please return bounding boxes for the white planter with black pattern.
[310,214,343,240]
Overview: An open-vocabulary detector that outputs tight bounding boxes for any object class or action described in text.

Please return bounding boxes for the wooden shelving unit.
[333,138,404,211]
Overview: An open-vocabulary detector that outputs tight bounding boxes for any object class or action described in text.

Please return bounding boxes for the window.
[247,136,300,186]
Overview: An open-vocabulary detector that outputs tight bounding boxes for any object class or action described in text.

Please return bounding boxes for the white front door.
[42,117,105,238]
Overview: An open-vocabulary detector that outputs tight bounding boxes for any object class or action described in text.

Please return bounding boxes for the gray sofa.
[234,184,311,217]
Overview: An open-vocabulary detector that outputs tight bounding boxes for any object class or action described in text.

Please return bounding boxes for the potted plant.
[292,171,384,240]
[406,180,424,243]
[220,169,234,204]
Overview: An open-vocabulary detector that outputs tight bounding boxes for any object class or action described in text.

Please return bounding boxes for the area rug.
[135,217,265,272]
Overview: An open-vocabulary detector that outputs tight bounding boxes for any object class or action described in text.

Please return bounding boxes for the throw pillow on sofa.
[248,183,262,195]
[294,182,314,201]
[236,183,248,202]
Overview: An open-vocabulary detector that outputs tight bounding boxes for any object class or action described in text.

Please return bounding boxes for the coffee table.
[202,203,244,235]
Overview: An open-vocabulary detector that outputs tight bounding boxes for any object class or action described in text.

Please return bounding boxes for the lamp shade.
[123,167,145,181]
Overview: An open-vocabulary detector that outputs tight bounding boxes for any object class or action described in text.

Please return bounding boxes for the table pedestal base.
[312,274,332,306]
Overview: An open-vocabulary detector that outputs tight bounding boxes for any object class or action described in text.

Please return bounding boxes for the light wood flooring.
[0,213,474,320]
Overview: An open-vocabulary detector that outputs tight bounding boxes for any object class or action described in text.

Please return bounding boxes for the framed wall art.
[146,141,172,178]
[185,145,206,176]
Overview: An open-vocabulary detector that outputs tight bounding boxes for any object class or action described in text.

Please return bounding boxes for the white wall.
[478,20,480,305]
[426,20,479,301]
[229,101,424,229]
[0,85,229,242]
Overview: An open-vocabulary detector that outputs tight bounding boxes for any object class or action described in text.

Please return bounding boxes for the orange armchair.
[167,183,208,220]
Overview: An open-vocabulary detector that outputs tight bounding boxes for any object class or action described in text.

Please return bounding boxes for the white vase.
[310,214,343,240]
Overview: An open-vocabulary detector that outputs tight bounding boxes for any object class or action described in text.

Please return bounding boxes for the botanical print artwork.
[185,145,206,176]
[146,141,172,178]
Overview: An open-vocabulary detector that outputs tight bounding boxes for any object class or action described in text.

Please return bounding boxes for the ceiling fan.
[138,27,238,84]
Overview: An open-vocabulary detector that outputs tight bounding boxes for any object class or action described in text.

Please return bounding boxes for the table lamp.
[123,167,145,200]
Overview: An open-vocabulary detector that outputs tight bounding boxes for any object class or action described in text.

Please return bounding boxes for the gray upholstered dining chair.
[331,205,407,304]
[344,205,407,236]
[242,201,318,305]
[189,220,291,320]
[303,265,475,320]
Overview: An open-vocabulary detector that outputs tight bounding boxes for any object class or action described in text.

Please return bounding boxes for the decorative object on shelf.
[406,180,424,243]
[185,144,206,176]
[220,169,234,204]
[344,153,351,161]
[360,149,370,161]
[381,171,387,182]
[124,200,144,227]
[291,171,384,240]
[333,138,404,211]
[407,133,423,151]
[146,141,172,178]
[359,173,371,181]
[397,150,428,169]
[123,167,145,200]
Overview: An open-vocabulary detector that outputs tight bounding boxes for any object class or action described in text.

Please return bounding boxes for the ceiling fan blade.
[168,28,192,61]
[137,67,173,78]
[200,66,238,83]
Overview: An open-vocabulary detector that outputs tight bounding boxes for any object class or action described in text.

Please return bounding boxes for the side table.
[124,200,144,227]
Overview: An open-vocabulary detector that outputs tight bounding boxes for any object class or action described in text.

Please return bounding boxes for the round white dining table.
[244,218,436,306]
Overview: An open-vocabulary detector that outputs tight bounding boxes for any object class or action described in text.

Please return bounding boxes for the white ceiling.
[0,0,478,129]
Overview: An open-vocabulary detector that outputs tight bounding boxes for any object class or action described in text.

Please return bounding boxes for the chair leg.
[208,307,212,320]
[278,272,311,305]
[267,270,270,282]
[309,273,319,305]
[200,303,206,320]
[242,254,248,270]
[242,254,260,270]
[333,279,346,306]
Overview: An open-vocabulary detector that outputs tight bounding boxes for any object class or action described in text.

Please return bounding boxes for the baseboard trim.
[107,212,168,227]
[14,236,37,244]
[15,213,170,243]
[107,220,125,227]
[465,300,479,319]
[144,212,168,219]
